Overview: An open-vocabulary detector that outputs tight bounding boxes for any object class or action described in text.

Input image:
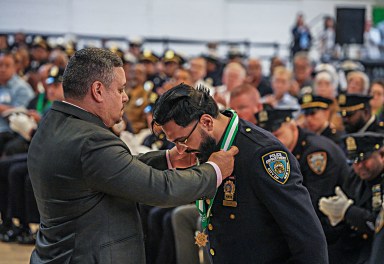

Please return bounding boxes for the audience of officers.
[0,33,384,263]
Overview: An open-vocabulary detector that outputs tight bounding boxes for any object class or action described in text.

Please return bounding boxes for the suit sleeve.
[80,134,217,207]
[252,146,328,264]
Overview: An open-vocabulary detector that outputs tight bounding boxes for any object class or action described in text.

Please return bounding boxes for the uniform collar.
[359,115,376,133]
[292,126,307,160]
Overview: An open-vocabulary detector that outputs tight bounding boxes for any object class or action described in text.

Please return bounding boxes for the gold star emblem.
[194,231,208,247]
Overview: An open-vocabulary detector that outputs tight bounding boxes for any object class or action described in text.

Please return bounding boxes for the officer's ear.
[91,81,104,103]
[200,114,214,132]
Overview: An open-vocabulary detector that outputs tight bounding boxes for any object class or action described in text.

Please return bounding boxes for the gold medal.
[194,231,208,247]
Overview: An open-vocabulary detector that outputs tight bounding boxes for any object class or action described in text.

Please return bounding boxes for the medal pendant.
[194,231,208,247]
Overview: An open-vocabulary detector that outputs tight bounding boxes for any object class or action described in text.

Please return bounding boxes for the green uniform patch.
[262,151,290,184]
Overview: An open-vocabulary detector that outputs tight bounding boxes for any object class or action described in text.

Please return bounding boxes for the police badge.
[223,180,237,207]
[262,151,290,184]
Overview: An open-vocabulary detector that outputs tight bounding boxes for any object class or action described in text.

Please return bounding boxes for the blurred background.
[1,0,384,68]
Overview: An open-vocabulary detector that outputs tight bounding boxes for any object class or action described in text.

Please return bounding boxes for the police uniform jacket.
[124,85,148,134]
[364,115,384,133]
[340,172,384,263]
[321,124,344,148]
[292,127,350,243]
[28,101,218,264]
[207,118,328,264]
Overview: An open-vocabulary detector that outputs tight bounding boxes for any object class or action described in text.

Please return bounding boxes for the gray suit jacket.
[28,101,216,264]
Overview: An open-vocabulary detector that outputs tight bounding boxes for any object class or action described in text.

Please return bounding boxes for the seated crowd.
[0,32,383,264]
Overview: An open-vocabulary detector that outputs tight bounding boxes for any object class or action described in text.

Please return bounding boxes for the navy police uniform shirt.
[365,116,384,133]
[292,127,350,243]
[206,118,328,264]
[338,173,384,264]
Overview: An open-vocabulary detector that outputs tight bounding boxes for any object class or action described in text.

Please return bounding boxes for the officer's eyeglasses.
[173,120,200,148]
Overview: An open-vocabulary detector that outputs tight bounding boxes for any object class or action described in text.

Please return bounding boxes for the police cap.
[162,50,185,65]
[255,108,296,132]
[32,36,49,50]
[46,66,64,85]
[337,94,372,117]
[139,49,159,63]
[299,94,333,115]
[343,132,384,162]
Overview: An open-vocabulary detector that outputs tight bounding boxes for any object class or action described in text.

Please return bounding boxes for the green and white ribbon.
[196,109,239,230]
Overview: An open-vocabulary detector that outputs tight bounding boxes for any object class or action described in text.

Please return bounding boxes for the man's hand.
[208,146,239,179]
[319,186,354,226]
[168,147,198,168]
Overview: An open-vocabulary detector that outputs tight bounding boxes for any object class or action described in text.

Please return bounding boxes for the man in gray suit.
[27,48,238,264]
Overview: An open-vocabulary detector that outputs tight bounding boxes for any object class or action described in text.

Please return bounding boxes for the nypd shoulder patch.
[262,151,290,184]
[307,152,327,175]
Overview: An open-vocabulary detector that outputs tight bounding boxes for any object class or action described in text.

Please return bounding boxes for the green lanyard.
[36,93,52,114]
[195,110,239,230]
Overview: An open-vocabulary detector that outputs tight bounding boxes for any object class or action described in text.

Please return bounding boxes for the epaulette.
[239,125,269,148]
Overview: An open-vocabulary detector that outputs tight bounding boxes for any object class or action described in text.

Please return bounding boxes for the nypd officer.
[319,132,384,264]
[299,94,344,147]
[256,108,350,263]
[152,83,328,263]
[138,50,166,94]
[161,50,185,80]
[338,94,384,133]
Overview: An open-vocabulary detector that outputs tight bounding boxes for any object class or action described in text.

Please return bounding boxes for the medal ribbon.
[195,109,239,230]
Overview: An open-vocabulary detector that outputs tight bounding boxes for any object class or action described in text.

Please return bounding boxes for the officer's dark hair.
[63,47,123,99]
[152,83,219,127]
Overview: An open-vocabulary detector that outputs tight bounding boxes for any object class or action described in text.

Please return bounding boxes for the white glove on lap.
[319,186,354,226]
[9,113,37,141]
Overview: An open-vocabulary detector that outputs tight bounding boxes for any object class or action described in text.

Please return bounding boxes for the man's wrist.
[166,149,174,169]
[206,161,222,187]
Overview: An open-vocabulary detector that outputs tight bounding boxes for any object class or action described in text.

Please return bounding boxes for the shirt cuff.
[166,150,173,169]
[206,161,223,187]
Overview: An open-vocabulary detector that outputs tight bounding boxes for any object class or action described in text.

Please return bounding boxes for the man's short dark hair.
[63,47,123,99]
[152,83,219,127]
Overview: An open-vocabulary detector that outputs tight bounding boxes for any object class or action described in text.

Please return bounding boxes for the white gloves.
[9,113,37,141]
[319,186,354,226]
